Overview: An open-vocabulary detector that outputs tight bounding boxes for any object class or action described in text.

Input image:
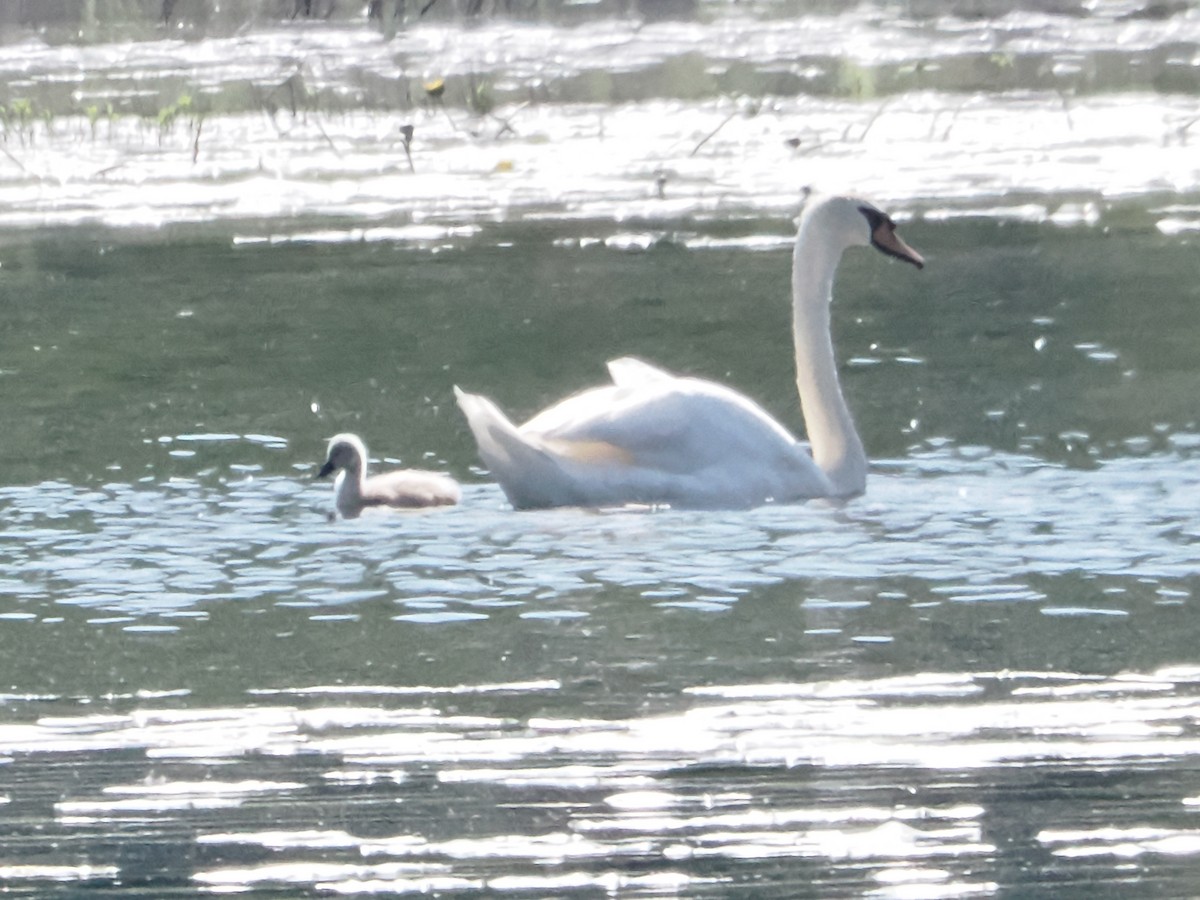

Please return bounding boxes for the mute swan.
[454,192,924,510]
[318,433,460,518]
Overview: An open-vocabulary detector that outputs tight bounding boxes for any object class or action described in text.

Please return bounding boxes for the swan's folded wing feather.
[457,379,831,508]
[606,356,677,387]
[363,470,461,507]
[518,357,676,435]
[526,375,807,475]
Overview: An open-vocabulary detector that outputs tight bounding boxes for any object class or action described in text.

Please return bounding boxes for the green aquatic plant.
[466,75,494,117]
[157,92,193,133]
[152,92,207,161]
[1,98,37,146]
[83,102,117,140]
[837,60,877,101]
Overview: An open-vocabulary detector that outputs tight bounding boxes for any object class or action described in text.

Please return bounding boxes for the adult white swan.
[454,192,924,510]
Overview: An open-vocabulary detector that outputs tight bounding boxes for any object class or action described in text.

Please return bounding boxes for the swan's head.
[319,433,368,478]
[800,193,924,270]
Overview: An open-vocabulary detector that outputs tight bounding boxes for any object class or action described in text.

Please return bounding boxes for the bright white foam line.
[1158,217,1200,236]
[1011,677,1176,698]
[436,764,667,789]
[198,830,362,851]
[293,708,502,731]
[194,861,458,889]
[484,872,697,893]
[322,769,407,786]
[0,864,119,881]
[246,679,560,697]
[0,705,504,758]
[358,832,648,863]
[574,804,987,836]
[5,671,1200,773]
[102,780,306,797]
[866,880,998,900]
[662,820,993,862]
[1038,826,1200,859]
[682,234,794,252]
[57,797,245,816]
[872,866,953,886]
[85,782,309,811]
[685,672,983,700]
[530,691,1200,773]
[316,875,483,895]
[604,789,681,811]
[199,829,647,864]
[0,711,297,757]
[232,224,481,246]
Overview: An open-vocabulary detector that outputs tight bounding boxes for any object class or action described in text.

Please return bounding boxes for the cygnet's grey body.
[318,433,460,518]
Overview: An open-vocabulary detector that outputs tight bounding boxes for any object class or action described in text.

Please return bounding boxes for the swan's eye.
[857,205,885,231]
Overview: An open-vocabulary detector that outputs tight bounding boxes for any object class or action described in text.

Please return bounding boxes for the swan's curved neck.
[792,219,866,496]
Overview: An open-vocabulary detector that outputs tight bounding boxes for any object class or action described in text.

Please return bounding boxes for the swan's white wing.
[606,356,676,387]
[515,357,672,436]
[525,371,815,477]
[456,365,832,509]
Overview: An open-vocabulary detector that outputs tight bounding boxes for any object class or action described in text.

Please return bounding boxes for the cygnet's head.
[800,193,924,269]
[318,433,368,478]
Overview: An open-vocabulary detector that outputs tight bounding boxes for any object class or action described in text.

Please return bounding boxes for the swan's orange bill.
[872,219,925,269]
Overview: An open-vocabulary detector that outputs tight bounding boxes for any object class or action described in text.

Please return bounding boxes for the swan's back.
[455,360,829,509]
[358,469,461,511]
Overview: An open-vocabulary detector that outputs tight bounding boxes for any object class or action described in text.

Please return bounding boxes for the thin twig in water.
[1054,88,1075,131]
[1161,114,1198,146]
[191,117,203,164]
[847,97,892,144]
[491,101,529,139]
[313,115,341,156]
[690,109,739,157]
[0,145,29,174]
[399,124,415,172]
[930,97,970,143]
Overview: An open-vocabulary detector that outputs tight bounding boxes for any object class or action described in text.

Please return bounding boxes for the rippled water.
[1,1,1200,896]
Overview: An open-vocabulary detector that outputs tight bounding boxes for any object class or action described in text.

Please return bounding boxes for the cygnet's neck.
[335,456,368,510]
[791,215,867,497]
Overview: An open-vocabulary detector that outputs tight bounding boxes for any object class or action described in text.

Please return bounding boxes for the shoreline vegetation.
[0,0,1194,239]
[0,0,694,34]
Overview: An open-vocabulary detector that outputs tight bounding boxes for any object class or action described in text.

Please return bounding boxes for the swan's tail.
[453,386,569,509]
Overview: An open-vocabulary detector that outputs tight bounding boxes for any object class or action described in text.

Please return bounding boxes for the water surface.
[1,2,1199,896]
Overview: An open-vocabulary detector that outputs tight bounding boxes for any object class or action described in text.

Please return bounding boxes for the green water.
[3,214,1195,487]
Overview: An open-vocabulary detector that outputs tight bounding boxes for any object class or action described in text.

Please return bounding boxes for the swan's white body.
[318,433,460,518]
[455,193,923,510]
